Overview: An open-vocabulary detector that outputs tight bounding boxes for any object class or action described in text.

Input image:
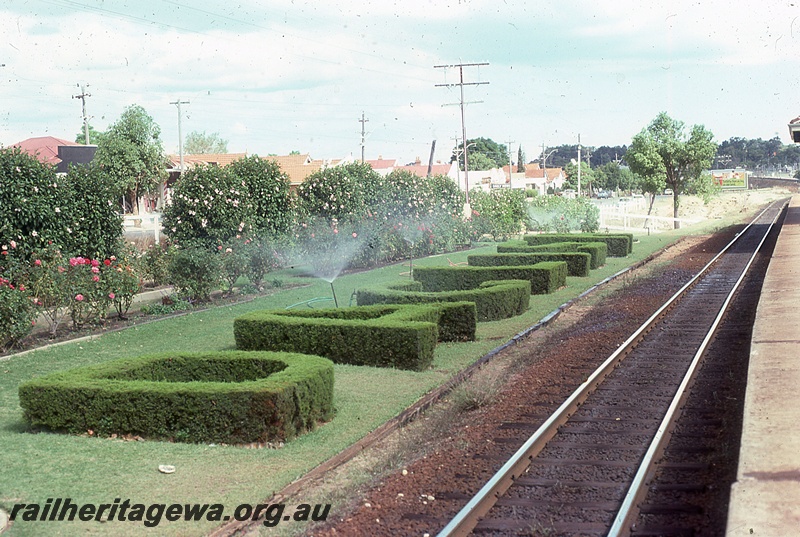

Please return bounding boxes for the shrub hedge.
[467,252,591,277]
[496,241,608,270]
[18,351,334,444]
[412,262,567,295]
[519,233,632,257]
[233,303,476,371]
[356,279,531,322]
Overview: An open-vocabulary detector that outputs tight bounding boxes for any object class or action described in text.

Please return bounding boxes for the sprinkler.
[330,281,339,308]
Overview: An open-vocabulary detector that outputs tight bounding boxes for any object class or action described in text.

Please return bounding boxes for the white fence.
[598,201,702,233]
[123,213,161,243]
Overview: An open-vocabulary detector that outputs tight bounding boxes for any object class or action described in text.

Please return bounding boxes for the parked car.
[663,188,674,195]
[596,190,610,199]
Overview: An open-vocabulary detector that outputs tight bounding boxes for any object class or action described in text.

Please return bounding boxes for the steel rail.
[607,200,787,536]
[435,202,782,537]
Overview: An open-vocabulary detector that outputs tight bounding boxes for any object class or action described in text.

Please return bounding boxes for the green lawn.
[0,207,759,536]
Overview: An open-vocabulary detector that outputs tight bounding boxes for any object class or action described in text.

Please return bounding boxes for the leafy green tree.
[627,112,716,228]
[517,146,526,173]
[593,162,638,193]
[563,160,595,194]
[452,137,509,170]
[184,130,228,154]
[75,124,104,145]
[227,156,293,238]
[94,105,167,214]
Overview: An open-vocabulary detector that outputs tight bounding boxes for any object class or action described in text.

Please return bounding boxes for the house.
[166,152,354,193]
[10,136,96,173]
[392,157,460,183]
[509,162,566,194]
[467,167,510,192]
[365,157,397,177]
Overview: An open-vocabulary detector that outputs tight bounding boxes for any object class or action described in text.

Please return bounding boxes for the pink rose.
[75,294,84,302]
[34,259,42,266]
[91,259,100,267]
[91,266,100,273]
[108,292,115,300]
[92,275,99,282]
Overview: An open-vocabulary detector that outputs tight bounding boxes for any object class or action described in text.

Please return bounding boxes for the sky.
[2,0,800,166]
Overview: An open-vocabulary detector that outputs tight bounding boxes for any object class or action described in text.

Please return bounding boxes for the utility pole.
[577,134,582,197]
[452,133,463,190]
[506,138,515,182]
[73,84,91,145]
[426,140,436,177]
[358,111,369,163]
[435,62,489,216]
[170,99,190,175]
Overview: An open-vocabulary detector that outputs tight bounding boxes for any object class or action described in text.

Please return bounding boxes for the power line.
[435,62,489,210]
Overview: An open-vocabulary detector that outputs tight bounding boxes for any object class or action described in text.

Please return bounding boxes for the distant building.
[505,162,566,194]
[9,136,96,173]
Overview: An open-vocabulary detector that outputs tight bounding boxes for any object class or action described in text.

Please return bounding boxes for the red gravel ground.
[306,227,740,537]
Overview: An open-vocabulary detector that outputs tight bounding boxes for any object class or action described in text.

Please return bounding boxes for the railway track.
[436,200,788,537]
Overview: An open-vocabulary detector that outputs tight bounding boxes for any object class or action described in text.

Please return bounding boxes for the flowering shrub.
[217,240,250,295]
[0,148,72,257]
[227,156,294,238]
[527,195,600,233]
[0,148,122,262]
[162,165,254,247]
[468,188,528,241]
[295,163,376,225]
[168,243,223,302]
[245,237,282,290]
[0,275,34,350]
[139,242,175,287]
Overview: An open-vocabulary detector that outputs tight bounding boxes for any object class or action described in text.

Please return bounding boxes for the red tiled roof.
[366,158,396,170]
[395,163,453,178]
[10,136,80,165]
[167,153,248,168]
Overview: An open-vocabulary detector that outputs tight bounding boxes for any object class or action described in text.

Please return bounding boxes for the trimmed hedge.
[18,351,334,444]
[356,279,531,322]
[413,262,567,295]
[468,252,591,277]
[520,233,632,257]
[234,303,476,371]
[498,240,609,269]
[577,242,607,269]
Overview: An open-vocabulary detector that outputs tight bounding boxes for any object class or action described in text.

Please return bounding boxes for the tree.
[564,160,595,194]
[594,162,638,193]
[75,124,104,145]
[184,131,228,154]
[626,112,716,228]
[93,105,167,214]
[452,137,508,170]
[517,146,526,173]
